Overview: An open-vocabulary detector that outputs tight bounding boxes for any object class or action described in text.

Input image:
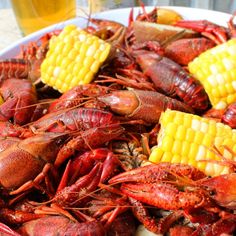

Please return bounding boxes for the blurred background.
[0,0,235,13]
[0,0,235,50]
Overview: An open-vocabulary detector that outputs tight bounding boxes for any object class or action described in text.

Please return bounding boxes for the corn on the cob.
[188,38,236,110]
[149,109,236,176]
[41,25,111,93]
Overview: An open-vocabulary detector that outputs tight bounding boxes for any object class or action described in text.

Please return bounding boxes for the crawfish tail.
[135,51,209,111]
[0,59,29,80]
[98,89,193,123]
[31,107,119,133]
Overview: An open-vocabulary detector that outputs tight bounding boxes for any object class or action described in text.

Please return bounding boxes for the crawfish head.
[199,173,236,209]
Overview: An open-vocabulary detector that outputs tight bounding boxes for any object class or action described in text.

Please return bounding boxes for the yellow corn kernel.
[161,151,173,162]
[181,141,190,157]
[41,25,111,93]
[149,147,163,162]
[149,109,236,176]
[189,38,236,109]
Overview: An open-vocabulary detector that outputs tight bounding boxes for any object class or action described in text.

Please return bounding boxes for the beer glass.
[11,0,76,36]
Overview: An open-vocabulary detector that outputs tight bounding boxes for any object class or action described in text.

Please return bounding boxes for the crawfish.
[110,163,236,211]
[134,50,210,112]
[30,107,121,133]
[0,30,61,83]
[109,163,208,210]
[0,122,123,195]
[0,78,37,125]
[198,173,236,209]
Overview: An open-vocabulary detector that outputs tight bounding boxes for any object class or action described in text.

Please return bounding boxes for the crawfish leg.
[129,197,163,234]
[9,163,55,196]
[53,163,103,207]
[0,222,20,236]
[0,208,44,225]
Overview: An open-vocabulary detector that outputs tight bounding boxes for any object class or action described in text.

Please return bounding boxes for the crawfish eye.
[56,138,65,146]
[209,190,216,196]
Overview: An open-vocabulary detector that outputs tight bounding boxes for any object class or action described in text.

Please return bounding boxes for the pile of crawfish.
[0,5,236,236]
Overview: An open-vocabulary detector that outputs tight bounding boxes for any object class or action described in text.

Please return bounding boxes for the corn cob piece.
[149,109,236,176]
[41,25,111,93]
[188,38,236,110]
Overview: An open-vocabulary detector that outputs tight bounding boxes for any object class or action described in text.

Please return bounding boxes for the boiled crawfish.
[42,84,194,124]
[0,30,61,83]
[110,163,236,211]
[0,78,37,125]
[133,50,210,112]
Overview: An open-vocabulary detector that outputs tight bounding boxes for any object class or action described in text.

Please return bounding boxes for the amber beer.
[11,0,76,35]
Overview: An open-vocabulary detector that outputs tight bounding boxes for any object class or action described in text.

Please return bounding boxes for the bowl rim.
[0,6,232,59]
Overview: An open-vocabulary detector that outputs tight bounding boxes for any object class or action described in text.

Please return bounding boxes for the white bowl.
[0,6,232,59]
[0,6,233,236]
